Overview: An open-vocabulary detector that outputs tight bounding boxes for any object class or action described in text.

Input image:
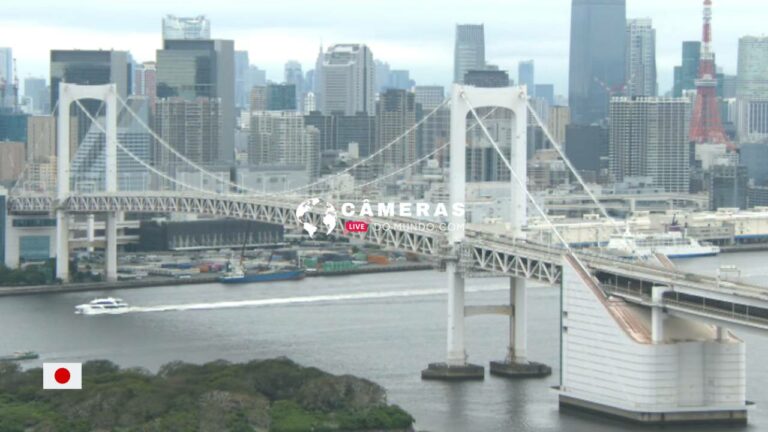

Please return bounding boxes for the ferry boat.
[218,264,305,284]
[0,351,39,362]
[605,231,720,259]
[75,297,130,315]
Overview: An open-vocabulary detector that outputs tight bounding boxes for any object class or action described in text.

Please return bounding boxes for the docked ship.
[0,351,39,362]
[75,297,130,315]
[219,222,305,284]
[605,231,720,259]
[218,263,304,284]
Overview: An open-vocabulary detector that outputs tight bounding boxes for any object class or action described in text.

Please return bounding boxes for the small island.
[0,357,414,432]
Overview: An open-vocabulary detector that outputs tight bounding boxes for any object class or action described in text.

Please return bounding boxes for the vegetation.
[0,358,414,432]
[0,260,54,286]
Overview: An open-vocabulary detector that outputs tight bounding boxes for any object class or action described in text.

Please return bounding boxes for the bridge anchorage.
[8,82,768,425]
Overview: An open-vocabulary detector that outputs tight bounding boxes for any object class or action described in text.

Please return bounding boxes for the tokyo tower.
[688,0,733,149]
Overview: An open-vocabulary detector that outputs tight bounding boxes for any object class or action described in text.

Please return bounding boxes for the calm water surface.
[1,251,766,431]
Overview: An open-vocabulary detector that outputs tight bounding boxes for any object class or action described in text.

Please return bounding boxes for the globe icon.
[295,198,337,238]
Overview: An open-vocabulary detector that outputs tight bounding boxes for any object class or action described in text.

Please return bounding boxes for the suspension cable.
[351,106,500,191]
[461,91,576,255]
[526,101,624,235]
[117,94,450,196]
[73,99,217,195]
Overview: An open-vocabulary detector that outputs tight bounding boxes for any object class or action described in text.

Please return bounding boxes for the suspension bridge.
[6,83,768,424]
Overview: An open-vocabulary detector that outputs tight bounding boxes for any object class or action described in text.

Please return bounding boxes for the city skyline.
[1,0,763,96]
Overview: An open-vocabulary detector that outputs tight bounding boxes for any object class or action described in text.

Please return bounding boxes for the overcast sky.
[1,0,765,96]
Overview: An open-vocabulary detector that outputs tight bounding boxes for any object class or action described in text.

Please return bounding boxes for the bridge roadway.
[9,191,768,331]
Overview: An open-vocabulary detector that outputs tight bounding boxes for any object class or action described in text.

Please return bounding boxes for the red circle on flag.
[54,368,71,384]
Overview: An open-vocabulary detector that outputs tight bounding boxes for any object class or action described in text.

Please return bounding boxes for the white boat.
[75,297,130,315]
[605,231,720,259]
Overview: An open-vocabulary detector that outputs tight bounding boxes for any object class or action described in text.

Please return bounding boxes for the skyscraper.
[535,84,555,106]
[625,18,657,97]
[249,111,319,179]
[155,97,221,166]
[156,39,235,163]
[673,41,701,97]
[234,51,250,110]
[736,36,768,142]
[518,60,535,95]
[317,44,375,116]
[162,15,211,40]
[24,78,48,114]
[50,49,131,155]
[376,89,416,170]
[284,60,304,110]
[609,97,690,193]
[454,24,485,84]
[50,50,130,112]
[568,0,627,125]
[414,86,445,111]
[0,48,13,110]
[266,84,297,111]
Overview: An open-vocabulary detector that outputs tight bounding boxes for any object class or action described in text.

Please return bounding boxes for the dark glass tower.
[156,39,234,163]
[673,41,701,97]
[568,0,626,125]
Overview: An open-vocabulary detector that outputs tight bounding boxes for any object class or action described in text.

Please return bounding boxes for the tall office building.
[26,116,55,162]
[454,24,485,84]
[234,51,250,110]
[284,60,304,110]
[609,97,690,193]
[248,66,267,88]
[518,60,535,95]
[376,89,416,169]
[549,106,571,144]
[569,0,627,125]
[388,70,413,90]
[154,97,221,166]
[317,44,375,116]
[70,98,153,191]
[162,15,211,40]
[132,61,156,108]
[673,41,701,97]
[464,70,509,88]
[249,111,319,179]
[414,86,445,111]
[565,124,608,178]
[50,50,130,112]
[156,39,235,163]
[266,84,297,111]
[250,86,267,111]
[23,78,48,114]
[374,60,391,93]
[0,48,13,110]
[709,165,748,210]
[50,50,131,156]
[535,84,555,106]
[736,36,768,142]
[626,18,657,97]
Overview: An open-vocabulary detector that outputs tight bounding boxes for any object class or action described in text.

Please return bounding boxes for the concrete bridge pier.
[86,214,95,253]
[490,277,552,378]
[421,260,484,380]
[55,210,70,282]
[105,212,118,282]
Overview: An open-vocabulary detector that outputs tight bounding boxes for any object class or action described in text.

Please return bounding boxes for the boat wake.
[113,286,506,315]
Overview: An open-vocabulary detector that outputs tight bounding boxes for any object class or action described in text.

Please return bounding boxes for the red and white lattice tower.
[689,0,732,149]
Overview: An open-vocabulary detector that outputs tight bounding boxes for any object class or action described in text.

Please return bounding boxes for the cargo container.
[367,255,389,265]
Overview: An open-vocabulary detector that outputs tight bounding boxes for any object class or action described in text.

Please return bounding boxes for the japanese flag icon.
[43,363,82,390]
